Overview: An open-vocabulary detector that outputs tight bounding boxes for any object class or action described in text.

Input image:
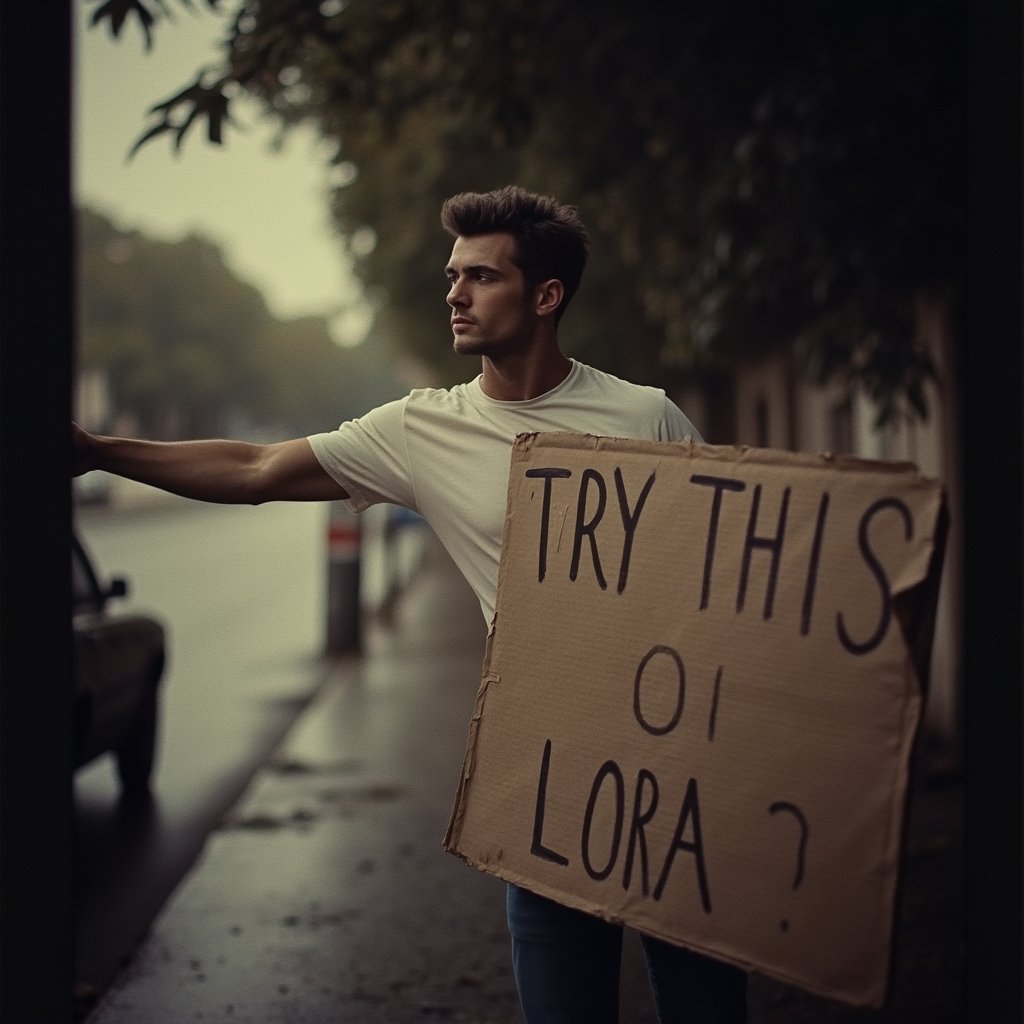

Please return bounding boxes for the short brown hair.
[441,185,590,324]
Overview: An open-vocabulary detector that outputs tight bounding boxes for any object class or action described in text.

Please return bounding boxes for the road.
[72,492,348,1013]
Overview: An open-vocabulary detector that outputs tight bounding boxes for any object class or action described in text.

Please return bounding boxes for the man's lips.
[451,316,475,331]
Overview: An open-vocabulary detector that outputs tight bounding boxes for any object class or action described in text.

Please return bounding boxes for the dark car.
[72,532,167,799]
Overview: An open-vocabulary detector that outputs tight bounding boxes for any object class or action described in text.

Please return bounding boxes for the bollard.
[325,500,362,655]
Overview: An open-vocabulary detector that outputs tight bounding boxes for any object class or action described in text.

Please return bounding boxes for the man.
[72,184,748,1023]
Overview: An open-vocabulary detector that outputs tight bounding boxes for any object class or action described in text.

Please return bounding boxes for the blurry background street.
[72,486,413,1011]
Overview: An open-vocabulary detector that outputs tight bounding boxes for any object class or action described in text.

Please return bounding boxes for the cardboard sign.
[443,432,947,1008]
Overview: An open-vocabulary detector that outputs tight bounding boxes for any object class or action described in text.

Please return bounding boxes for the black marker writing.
[526,468,572,583]
[622,768,659,896]
[614,467,656,594]
[654,777,711,912]
[531,738,569,865]
[633,645,686,737]
[530,744,713,913]
[738,484,790,619]
[707,666,723,742]
[691,475,746,610]
[581,761,625,881]
[800,492,830,636]
[570,468,608,589]
[837,497,913,655]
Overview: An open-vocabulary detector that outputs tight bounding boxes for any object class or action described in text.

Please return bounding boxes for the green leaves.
[76,206,403,437]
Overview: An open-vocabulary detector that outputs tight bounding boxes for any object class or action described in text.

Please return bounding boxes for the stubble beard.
[452,313,532,360]
[453,333,502,358]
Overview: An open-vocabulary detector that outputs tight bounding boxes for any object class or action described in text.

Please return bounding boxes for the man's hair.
[440,185,591,324]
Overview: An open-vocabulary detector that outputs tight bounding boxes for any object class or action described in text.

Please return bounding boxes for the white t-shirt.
[307,359,703,624]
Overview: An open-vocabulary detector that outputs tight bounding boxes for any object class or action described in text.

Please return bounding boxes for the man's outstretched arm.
[71,423,349,504]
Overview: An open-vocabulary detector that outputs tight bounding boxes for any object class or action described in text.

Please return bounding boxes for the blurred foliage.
[87,0,965,423]
[77,205,406,437]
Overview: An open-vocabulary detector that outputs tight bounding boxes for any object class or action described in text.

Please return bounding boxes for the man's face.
[445,232,534,357]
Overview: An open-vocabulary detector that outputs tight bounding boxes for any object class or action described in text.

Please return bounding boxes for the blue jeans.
[507,884,747,1024]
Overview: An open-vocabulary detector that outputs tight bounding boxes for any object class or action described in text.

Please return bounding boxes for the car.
[72,531,168,800]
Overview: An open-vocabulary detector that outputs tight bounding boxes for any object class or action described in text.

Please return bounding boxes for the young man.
[72,184,748,1022]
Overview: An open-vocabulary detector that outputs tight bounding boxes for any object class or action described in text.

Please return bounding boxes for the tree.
[77,205,404,436]
[86,0,966,423]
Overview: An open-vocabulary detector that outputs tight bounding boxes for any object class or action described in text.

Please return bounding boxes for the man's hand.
[71,422,96,478]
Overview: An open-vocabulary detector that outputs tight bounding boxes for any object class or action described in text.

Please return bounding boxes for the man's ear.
[534,279,564,318]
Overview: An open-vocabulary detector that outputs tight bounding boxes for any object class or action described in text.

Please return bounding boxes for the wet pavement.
[83,528,965,1024]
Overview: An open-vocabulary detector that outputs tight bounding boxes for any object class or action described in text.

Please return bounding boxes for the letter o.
[581,760,625,881]
[633,645,685,736]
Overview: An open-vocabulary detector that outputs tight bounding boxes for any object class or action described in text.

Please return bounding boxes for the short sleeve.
[660,396,705,444]
[307,398,418,512]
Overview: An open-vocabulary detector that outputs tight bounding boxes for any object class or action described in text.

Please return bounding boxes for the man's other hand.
[71,422,95,477]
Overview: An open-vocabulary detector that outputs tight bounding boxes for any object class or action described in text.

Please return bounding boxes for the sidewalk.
[86,529,964,1024]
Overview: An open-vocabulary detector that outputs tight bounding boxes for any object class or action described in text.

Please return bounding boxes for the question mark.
[768,801,809,932]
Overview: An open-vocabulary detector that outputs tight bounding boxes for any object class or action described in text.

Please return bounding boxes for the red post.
[325,500,362,654]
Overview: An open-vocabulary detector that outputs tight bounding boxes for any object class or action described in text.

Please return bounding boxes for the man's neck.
[479,348,573,402]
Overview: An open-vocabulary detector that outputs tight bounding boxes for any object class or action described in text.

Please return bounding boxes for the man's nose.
[447,280,467,307]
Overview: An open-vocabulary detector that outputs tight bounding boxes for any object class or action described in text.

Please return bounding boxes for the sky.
[72,2,371,346]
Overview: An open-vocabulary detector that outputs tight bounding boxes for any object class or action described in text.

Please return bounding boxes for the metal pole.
[325,500,362,655]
